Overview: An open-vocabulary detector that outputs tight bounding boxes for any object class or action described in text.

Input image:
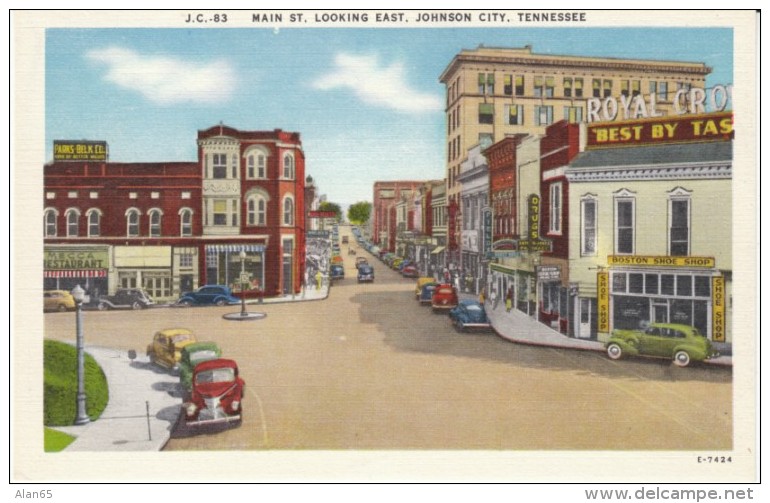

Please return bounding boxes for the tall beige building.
[439,45,711,261]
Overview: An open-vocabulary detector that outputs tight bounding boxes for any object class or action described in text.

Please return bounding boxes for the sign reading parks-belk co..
[53,140,109,161]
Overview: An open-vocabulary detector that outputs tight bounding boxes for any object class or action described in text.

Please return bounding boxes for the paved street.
[43,243,732,451]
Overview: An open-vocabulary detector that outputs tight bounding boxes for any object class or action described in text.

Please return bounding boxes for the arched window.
[282,195,294,226]
[246,146,269,179]
[65,208,80,237]
[44,208,58,237]
[126,208,141,237]
[148,208,163,237]
[179,208,193,236]
[283,153,295,179]
[245,189,269,226]
[86,208,102,237]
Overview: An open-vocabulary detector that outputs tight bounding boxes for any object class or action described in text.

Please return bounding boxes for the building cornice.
[566,161,732,182]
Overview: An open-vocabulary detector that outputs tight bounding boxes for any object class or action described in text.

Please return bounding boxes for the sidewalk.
[478,294,732,367]
[54,283,330,451]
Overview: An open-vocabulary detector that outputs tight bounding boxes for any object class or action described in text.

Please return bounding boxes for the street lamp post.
[71,285,90,425]
[239,250,247,316]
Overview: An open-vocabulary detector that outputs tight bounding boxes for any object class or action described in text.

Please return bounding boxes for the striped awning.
[206,244,265,255]
[44,270,107,278]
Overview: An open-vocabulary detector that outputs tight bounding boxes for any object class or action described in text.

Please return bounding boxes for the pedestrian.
[490,289,498,309]
[505,288,513,312]
[315,270,323,290]
[479,288,486,305]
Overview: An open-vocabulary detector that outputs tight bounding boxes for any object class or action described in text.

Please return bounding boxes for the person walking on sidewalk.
[505,288,513,312]
[315,270,323,290]
[490,288,498,310]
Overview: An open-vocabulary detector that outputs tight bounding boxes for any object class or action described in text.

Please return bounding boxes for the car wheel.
[58,304,69,312]
[673,350,691,367]
[97,303,108,311]
[178,299,192,307]
[132,301,142,310]
[215,298,226,306]
[606,343,624,360]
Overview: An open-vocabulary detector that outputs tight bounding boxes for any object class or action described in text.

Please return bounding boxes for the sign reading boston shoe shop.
[53,140,108,161]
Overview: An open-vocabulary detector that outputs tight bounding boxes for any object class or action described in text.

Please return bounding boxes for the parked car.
[330,264,345,281]
[44,290,76,312]
[176,285,240,307]
[179,342,223,394]
[605,322,719,367]
[415,277,436,299]
[449,300,491,331]
[146,328,198,371]
[401,264,419,278]
[418,282,440,304]
[431,283,459,312]
[357,264,375,283]
[97,288,155,310]
[182,358,245,426]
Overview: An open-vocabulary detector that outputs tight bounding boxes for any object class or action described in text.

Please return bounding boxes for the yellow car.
[415,277,436,299]
[44,290,76,312]
[146,328,198,371]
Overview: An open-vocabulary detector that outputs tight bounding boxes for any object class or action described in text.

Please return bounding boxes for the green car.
[179,342,223,392]
[606,322,719,367]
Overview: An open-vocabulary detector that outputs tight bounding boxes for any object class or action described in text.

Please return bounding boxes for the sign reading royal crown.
[587,112,733,149]
[53,140,108,161]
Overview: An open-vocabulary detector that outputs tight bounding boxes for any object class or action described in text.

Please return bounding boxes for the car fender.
[606,338,640,357]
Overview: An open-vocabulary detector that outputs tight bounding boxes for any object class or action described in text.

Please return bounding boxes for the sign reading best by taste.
[587,112,733,148]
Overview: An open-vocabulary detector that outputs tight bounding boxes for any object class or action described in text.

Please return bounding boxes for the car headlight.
[230,400,240,412]
[185,403,197,416]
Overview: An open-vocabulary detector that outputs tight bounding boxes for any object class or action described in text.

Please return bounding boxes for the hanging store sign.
[537,265,561,282]
[519,194,552,253]
[607,255,715,268]
[53,140,108,161]
[712,276,726,343]
[586,111,733,148]
[597,271,610,333]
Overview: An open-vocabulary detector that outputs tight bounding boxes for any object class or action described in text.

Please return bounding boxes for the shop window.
[143,273,171,299]
[645,274,659,295]
[119,272,137,289]
[694,276,711,297]
[179,253,194,268]
[612,272,627,293]
[661,274,675,295]
[629,273,644,294]
[676,275,693,297]
[478,103,494,124]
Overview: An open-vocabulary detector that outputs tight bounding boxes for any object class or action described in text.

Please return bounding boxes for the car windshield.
[171,334,192,343]
[466,305,482,312]
[195,367,235,384]
[190,350,218,363]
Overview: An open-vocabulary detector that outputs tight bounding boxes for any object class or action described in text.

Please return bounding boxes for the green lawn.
[44,339,109,426]
[44,427,76,452]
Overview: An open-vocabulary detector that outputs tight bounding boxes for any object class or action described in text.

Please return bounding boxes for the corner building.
[43,126,306,302]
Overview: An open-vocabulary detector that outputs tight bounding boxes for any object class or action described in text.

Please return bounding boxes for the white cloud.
[312,53,442,113]
[86,46,236,105]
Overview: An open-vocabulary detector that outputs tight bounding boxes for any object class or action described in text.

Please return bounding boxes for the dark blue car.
[449,299,491,331]
[418,282,439,304]
[330,264,345,281]
[176,285,240,307]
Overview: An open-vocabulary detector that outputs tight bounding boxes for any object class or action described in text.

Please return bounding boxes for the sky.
[45,24,733,211]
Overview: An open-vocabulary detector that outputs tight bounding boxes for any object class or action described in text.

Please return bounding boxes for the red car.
[182,358,244,426]
[431,283,458,312]
[401,265,419,278]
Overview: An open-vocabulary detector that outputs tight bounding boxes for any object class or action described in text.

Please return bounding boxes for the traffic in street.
[42,228,733,451]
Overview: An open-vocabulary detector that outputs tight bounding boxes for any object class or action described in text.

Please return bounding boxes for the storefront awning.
[206,244,265,254]
[431,246,446,255]
[44,270,107,278]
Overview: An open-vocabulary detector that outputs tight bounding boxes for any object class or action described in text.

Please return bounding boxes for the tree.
[347,201,372,225]
[319,201,343,222]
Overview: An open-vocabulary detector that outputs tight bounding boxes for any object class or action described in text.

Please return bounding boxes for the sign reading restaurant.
[53,140,108,161]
